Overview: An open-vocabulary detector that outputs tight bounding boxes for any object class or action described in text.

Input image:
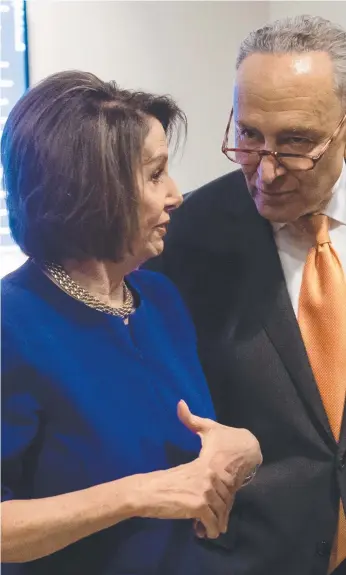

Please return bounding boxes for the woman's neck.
[62,259,132,308]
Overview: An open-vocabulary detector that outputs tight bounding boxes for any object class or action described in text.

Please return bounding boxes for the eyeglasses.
[221,108,346,171]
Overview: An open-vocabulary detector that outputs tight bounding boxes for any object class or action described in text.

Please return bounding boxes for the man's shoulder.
[144,170,256,275]
[183,169,249,216]
[164,169,252,251]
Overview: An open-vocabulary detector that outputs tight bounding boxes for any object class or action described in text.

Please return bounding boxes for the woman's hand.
[178,400,262,537]
[134,456,236,539]
[133,401,262,540]
[1,403,262,563]
[178,400,262,489]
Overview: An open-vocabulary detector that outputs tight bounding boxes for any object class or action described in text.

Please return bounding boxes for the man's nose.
[257,154,284,185]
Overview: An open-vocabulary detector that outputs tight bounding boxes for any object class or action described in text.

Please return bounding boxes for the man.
[147,15,346,575]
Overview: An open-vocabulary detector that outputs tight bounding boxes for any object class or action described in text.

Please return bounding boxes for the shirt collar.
[323,161,346,225]
[272,161,346,232]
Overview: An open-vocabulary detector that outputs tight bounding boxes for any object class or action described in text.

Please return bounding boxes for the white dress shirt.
[273,163,346,316]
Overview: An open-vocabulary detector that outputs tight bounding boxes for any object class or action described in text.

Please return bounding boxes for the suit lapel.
[240,204,336,447]
[262,271,336,447]
[339,405,346,452]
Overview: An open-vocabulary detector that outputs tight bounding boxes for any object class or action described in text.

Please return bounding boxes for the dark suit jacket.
[146,169,346,575]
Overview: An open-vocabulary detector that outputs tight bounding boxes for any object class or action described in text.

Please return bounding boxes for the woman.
[1,71,261,575]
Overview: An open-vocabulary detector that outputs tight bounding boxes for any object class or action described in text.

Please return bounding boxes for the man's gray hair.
[237,15,346,107]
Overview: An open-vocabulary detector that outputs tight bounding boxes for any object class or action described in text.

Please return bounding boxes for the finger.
[207,480,233,534]
[198,505,220,539]
[220,493,235,533]
[209,469,237,532]
[213,476,235,533]
[222,463,247,490]
[213,473,231,505]
[177,400,213,436]
[223,461,260,490]
[193,519,207,538]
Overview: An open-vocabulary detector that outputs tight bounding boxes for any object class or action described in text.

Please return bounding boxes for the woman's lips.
[154,222,169,235]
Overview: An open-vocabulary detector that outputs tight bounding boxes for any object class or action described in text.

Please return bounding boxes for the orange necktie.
[298,214,346,572]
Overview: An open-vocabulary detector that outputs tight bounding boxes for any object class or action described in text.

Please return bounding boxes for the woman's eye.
[151,169,164,183]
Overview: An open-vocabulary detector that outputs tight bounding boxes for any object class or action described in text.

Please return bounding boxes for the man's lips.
[255,187,295,197]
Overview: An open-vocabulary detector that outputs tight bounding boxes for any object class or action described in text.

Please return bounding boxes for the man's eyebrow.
[237,121,324,139]
[143,153,168,165]
[278,127,325,139]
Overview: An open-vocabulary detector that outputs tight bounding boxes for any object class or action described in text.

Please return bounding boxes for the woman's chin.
[139,239,165,263]
[148,238,165,258]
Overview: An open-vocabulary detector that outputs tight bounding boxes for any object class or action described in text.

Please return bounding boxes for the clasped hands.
[139,400,262,540]
[178,400,262,539]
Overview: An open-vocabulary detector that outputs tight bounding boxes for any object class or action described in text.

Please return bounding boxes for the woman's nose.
[167,177,183,209]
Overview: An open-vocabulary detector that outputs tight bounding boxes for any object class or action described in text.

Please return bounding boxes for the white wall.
[26,1,270,195]
[4,0,345,277]
[24,0,346,195]
[269,1,346,27]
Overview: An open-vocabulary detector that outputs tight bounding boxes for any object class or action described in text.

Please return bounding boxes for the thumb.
[177,400,213,437]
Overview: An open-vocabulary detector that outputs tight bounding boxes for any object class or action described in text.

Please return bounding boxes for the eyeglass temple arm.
[222,108,234,151]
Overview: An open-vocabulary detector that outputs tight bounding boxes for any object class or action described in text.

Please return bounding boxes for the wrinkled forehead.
[234,52,342,129]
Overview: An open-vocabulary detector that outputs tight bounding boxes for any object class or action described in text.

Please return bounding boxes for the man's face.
[234,51,346,222]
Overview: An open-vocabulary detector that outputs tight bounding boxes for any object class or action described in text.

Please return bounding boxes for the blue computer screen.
[0,0,29,275]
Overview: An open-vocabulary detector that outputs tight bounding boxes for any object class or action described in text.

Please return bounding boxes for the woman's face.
[134,117,182,262]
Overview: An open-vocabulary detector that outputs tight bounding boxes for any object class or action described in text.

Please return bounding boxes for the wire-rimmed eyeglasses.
[221,108,346,171]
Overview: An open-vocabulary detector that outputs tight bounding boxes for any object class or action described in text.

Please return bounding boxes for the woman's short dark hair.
[1,70,186,262]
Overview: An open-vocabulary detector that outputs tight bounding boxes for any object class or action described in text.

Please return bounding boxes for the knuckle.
[205,486,215,502]
[242,429,261,450]
[196,495,209,512]
[241,427,254,440]
[202,469,217,490]
[207,468,218,483]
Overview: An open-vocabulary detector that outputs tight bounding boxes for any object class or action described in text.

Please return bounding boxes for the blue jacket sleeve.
[1,329,41,502]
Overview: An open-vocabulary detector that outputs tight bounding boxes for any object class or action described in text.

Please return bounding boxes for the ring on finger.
[242,464,260,487]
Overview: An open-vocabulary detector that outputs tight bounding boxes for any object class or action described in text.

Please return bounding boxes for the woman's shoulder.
[2,259,35,290]
[1,260,50,342]
[2,260,44,310]
[2,260,34,310]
